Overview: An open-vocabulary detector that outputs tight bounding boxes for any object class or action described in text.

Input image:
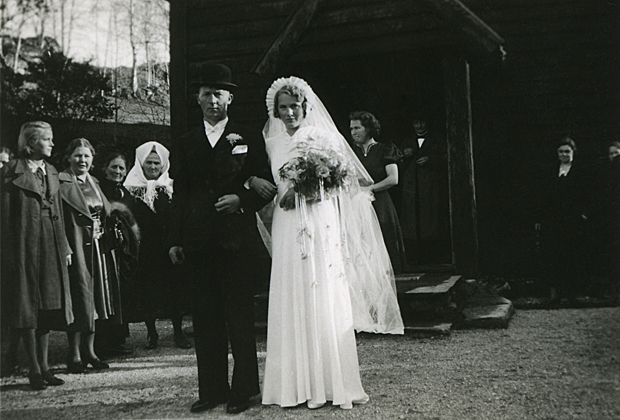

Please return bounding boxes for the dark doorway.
[288,48,452,271]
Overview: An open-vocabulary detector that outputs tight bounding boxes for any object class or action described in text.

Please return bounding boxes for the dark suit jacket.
[169,119,272,254]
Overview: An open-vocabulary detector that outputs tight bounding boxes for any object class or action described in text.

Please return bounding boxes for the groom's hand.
[215,194,241,213]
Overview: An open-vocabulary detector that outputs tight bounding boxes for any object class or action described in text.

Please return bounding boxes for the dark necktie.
[35,167,46,196]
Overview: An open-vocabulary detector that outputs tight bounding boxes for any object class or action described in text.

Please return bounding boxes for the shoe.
[190,398,227,413]
[84,357,109,370]
[174,334,192,349]
[226,398,250,414]
[146,333,158,350]
[28,373,46,390]
[307,401,325,409]
[41,370,64,386]
[67,360,86,374]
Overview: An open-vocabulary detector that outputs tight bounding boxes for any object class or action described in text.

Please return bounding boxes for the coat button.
[52,215,59,221]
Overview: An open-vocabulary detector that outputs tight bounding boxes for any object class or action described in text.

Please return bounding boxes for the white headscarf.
[124,141,173,212]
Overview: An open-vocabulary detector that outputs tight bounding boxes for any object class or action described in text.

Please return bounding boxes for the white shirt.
[203,117,229,148]
[558,164,572,177]
[417,137,425,148]
[26,159,46,175]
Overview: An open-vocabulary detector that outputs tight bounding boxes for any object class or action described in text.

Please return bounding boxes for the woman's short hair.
[274,85,308,118]
[103,151,128,170]
[557,137,577,152]
[17,121,52,157]
[349,111,381,139]
[64,138,96,165]
[608,141,620,150]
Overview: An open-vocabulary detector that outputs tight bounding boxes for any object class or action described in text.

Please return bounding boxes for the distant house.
[169,0,619,278]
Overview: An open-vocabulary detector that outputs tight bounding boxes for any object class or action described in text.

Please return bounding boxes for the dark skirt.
[372,190,407,274]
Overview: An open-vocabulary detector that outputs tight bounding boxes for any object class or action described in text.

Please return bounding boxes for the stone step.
[255,274,515,333]
[456,295,515,329]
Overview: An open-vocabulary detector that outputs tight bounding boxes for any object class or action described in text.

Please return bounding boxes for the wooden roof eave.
[421,0,507,59]
[251,0,506,76]
[251,0,322,75]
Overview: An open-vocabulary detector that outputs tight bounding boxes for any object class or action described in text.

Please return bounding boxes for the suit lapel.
[59,171,93,219]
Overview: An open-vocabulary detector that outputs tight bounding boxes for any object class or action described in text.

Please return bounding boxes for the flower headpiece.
[265,76,316,118]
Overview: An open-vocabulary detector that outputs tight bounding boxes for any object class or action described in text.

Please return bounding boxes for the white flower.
[226,133,243,146]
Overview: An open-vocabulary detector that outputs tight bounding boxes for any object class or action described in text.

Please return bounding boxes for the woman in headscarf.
[124,141,190,349]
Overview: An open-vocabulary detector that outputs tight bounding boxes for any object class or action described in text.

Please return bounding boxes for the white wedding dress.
[261,126,370,409]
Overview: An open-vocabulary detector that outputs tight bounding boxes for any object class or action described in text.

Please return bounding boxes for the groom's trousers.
[185,246,260,402]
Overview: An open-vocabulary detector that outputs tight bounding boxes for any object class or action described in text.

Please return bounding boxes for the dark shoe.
[226,398,250,414]
[41,370,64,386]
[28,373,46,390]
[174,334,192,349]
[190,398,226,413]
[84,357,110,370]
[146,333,158,350]
[67,360,86,374]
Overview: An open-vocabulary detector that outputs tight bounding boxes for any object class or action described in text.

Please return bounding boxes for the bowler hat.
[191,63,238,92]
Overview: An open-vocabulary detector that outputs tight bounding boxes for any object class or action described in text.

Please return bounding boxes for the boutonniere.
[226,133,243,146]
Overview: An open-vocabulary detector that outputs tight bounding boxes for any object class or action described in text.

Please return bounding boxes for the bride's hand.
[279,187,296,210]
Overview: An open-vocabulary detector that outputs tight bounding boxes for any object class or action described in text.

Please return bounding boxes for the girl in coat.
[60,138,120,372]
[1,121,73,389]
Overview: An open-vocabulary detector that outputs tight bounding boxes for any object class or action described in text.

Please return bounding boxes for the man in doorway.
[168,63,274,414]
[400,117,449,265]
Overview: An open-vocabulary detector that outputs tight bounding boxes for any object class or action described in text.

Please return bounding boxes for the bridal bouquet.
[279,139,352,200]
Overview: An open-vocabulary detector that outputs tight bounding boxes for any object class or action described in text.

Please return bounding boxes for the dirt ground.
[2,307,619,420]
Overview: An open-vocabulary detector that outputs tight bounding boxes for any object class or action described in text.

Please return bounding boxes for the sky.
[9,0,169,68]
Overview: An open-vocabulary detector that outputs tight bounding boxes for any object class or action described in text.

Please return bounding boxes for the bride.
[258,77,403,410]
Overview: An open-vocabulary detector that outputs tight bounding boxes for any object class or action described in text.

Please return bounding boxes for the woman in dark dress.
[60,138,121,372]
[537,137,588,304]
[95,152,138,357]
[1,121,73,389]
[350,111,406,274]
[124,141,190,349]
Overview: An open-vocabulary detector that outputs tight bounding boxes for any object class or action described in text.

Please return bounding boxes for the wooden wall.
[463,0,619,276]
[173,0,620,277]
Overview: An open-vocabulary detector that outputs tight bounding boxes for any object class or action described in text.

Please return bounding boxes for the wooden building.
[169,0,619,278]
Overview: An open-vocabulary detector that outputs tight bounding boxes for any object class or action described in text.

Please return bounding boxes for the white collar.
[203,117,228,147]
[26,159,46,174]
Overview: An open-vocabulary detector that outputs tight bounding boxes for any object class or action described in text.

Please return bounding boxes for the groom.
[168,63,274,414]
